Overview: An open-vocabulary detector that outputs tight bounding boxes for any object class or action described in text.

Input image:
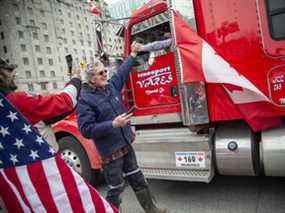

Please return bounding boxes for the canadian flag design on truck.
[171,10,283,131]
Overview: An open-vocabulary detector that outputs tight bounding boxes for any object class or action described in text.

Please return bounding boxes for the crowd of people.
[0,39,171,212]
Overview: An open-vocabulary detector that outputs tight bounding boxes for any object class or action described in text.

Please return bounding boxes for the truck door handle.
[170,86,178,97]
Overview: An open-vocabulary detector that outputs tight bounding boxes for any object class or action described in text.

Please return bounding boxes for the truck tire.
[58,136,94,183]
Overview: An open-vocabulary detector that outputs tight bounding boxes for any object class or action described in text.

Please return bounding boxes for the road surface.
[97,175,285,213]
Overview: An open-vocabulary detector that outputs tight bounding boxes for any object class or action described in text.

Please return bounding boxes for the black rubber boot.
[135,188,168,213]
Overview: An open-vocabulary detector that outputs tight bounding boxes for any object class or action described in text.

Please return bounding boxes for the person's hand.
[112,113,133,128]
[130,41,143,57]
[71,67,81,79]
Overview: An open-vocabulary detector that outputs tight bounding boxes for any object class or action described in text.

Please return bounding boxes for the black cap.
[0,57,17,72]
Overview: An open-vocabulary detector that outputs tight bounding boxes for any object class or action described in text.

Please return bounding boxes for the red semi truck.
[53,0,285,183]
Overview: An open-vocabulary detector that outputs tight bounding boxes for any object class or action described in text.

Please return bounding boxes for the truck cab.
[54,0,285,183]
[122,0,285,181]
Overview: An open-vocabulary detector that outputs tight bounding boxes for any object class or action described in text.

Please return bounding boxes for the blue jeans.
[102,146,148,208]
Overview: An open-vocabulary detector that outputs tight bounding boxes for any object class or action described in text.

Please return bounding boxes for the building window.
[16,17,21,25]
[71,30,74,36]
[1,32,4,40]
[58,57,61,62]
[48,59,53,65]
[76,14,80,20]
[50,70,55,77]
[266,0,285,40]
[23,57,29,65]
[40,10,45,17]
[27,7,33,14]
[39,82,47,90]
[39,70,45,77]
[63,38,67,44]
[58,9,63,15]
[52,82,58,89]
[46,47,52,54]
[33,32,38,39]
[62,28,66,34]
[37,58,43,65]
[72,40,76,45]
[74,49,78,54]
[80,40,84,45]
[27,83,34,92]
[69,21,73,27]
[88,41,91,46]
[13,4,19,11]
[29,19,35,26]
[44,34,49,42]
[65,47,68,53]
[68,12,71,18]
[25,71,32,78]
[86,25,89,31]
[78,23,81,29]
[20,44,26,52]
[35,45,41,52]
[42,22,47,29]
[3,46,7,53]
[18,31,24,39]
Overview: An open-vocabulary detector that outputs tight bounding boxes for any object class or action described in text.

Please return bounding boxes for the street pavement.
[97,175,285,213]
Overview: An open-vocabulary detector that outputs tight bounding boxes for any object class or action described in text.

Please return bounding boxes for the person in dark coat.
[76,42,168,213]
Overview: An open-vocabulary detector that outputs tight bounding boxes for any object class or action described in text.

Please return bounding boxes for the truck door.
[129,12,180,110]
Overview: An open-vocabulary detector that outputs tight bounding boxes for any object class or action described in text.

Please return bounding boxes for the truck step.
[141,167,213,183]
[133,128,214,183]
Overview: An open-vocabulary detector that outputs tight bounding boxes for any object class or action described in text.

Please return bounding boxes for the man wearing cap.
[0,57,82,152]
[76,42,168,213]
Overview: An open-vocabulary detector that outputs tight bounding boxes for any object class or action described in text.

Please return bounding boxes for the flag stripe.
[69,164,97,213]
[101,195,115,213]
[0,170,30,212]
[173,11,204,83]
[3,167,33,211]
[87,184,117,213]
[55,156,85,213]
[27,160,59,212]
[171,10,184,84]
[42,157,73,212]
[16,165,47,212]
[201,41,269,102]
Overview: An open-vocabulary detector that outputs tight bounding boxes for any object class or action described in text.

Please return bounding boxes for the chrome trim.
[133,127,214,182]
[131,113,182,125]
[215,123,259,176]
[261,126,285,176]
[141,167,213,183]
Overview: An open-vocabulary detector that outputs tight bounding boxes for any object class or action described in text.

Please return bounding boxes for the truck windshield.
[131,13,171,70]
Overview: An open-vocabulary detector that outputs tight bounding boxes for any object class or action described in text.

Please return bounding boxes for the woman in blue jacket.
[76,42,167,213]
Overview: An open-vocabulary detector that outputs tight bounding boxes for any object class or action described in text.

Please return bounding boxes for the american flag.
[0,93,117,213]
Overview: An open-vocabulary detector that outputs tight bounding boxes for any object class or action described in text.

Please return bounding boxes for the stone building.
[0,0,110,93]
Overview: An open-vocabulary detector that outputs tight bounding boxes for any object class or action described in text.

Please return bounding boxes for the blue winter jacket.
[76,56,135,158]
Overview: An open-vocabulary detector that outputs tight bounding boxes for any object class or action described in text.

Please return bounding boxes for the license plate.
[175,151,206,168]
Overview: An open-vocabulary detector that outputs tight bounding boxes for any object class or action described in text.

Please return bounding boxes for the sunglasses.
[98,69,108,76]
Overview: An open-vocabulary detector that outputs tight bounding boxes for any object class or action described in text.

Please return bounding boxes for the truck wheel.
[58,136,94,183]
